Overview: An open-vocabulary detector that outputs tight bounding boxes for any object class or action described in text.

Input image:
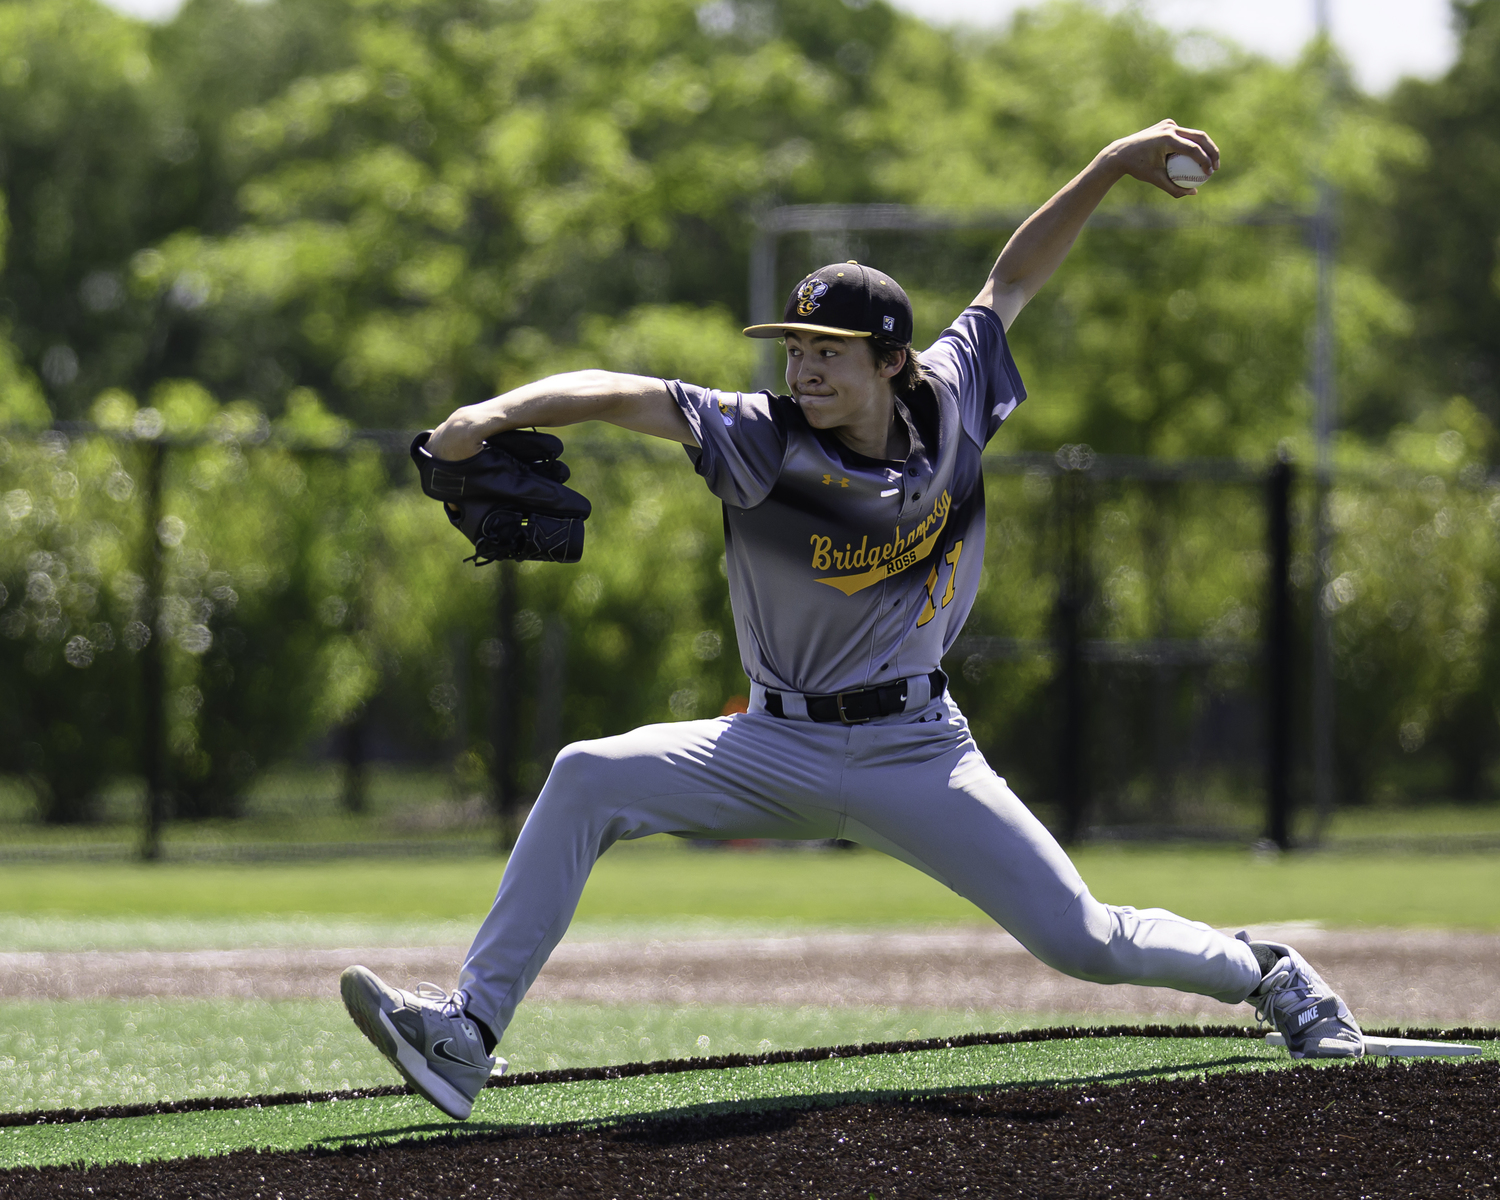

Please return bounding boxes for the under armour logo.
[822,474,849,487]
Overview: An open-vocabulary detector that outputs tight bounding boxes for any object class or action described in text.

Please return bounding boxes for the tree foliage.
[1375,0,1500,425]
[0,0,1426,456]
[2,0,1500,823]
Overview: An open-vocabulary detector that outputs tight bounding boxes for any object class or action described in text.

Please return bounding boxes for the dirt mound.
[5,1057,1496,1198]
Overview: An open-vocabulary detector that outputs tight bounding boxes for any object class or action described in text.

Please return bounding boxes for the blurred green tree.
[0,191,51,430]
[858,3,1421,458]
[143,0,902,426]
[1371,0,1500,427]
[87,384,385,819]
[1326,400,1500,805]
[140,0,1424,465]
[0,0,349,422]
[6,0,1499,828]
[0,0,189,419]
[0,422,148,822]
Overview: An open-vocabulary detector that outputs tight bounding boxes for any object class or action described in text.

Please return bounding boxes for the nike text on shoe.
[340,965,507,1120]
[1240,935,1364,1060]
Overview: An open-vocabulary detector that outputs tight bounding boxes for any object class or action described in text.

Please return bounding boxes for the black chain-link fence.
[4,423,1498,857]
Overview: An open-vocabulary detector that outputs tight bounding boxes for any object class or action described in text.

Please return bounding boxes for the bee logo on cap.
[795,278,828,316]
[882,315,896,332]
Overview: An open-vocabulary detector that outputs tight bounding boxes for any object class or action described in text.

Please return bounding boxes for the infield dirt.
[5,925,1499,1024]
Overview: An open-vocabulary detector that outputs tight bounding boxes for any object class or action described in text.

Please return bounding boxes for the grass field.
[2,837,1498,930]
[14,1034,1472,1171]
[0,999,1136,1113]
[4,836,1495,1146]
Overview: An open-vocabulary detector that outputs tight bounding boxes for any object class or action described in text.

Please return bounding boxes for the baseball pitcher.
[342,120,1364,1121]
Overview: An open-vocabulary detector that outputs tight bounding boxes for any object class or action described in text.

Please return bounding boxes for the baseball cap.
[743,262,913,343]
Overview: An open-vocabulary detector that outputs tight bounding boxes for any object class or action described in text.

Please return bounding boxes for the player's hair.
[871,336,928,397]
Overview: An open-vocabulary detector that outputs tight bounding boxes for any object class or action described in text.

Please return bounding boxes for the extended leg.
[839,703,1263,1004]
[457,713,843,1039]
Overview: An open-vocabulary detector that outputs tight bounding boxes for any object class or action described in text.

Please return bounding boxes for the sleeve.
[919,306,1027,447]
[667,380,790,509]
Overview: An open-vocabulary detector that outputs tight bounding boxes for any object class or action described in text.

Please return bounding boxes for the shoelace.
[1251,958,1311,1029]
[414,980,468,1021]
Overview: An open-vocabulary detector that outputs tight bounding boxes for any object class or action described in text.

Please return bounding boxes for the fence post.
[139,438,167,861]
[1265,454,1295,849]
[533,615,568,773]
[749,221,780,392]
[490,560,519,849]
[339,713,367,814]
[1055,450,1092,844]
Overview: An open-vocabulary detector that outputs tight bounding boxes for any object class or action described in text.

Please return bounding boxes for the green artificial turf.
[0,1035,1343,1170]
[2,841,1499,930]
[0,998,1163,1113]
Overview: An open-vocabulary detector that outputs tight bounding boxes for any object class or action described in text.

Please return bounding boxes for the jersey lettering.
[812,490,952,597]
[916,564,939,627]
[918,540,965,626]
[941,540,964,608]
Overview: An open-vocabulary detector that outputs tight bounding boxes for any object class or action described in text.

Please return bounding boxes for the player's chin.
[793,395,840,426]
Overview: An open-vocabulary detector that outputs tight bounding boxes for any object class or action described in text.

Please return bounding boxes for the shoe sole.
[339,966,476,1121]
[1293,1035,1366,1060]
[1267,1032,1481,1058]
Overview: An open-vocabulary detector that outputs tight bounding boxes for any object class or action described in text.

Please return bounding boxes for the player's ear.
[876,347,906,379]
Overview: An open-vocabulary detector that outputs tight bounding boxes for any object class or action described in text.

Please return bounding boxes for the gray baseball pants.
[457,693,1263,1039]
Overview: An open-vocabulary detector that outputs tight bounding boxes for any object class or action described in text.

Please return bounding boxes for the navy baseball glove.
[411,430,591,565]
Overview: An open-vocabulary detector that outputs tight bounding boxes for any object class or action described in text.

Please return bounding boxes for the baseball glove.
[411,430,591,565]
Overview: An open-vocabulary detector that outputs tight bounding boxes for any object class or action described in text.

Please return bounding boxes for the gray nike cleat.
[1240,934,1364,1059]
[340,965,506,1119]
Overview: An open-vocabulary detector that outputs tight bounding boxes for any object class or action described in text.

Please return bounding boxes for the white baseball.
[1165,152,1211,187]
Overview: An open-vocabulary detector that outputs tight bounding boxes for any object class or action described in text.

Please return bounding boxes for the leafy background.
[3,0,1500,831]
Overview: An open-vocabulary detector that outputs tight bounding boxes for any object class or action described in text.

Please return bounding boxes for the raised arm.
[976,119,1220,331]
[427,370,697,460]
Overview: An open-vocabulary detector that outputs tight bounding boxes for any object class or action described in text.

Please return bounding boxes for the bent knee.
[549,738,602,775]
[535,739,616,804]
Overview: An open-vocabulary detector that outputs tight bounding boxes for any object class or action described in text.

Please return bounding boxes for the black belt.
[765,670,947,725]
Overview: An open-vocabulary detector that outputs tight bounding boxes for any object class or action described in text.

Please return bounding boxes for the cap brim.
[742,322,873,340]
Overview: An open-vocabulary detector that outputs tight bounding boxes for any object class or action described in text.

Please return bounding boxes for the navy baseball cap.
[743,262,913,343]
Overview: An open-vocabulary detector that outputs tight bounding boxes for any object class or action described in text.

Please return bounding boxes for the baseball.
[1166,152,1211,188]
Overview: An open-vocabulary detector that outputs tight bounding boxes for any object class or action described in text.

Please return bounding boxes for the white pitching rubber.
[1265,1033,1481,1057]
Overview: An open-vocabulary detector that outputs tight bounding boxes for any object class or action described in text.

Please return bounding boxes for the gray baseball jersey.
[668,306,1024,697]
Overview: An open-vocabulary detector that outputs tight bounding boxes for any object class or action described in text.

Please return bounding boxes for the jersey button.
[908,467,918,476]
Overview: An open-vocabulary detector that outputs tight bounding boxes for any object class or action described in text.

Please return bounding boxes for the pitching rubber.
[1266,1032,1481,1058]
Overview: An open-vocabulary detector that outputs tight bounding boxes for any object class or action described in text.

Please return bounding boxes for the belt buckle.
[835,690,870,725]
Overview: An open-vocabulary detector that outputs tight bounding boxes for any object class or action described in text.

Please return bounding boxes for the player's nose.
[789,357,821,386]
